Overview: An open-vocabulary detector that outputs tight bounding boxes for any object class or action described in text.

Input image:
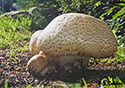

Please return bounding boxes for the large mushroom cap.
[29,13,117,58]
[28,13,118,77]
[29,30,43,55]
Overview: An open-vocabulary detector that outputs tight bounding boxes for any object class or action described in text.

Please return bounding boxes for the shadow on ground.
[33,61,125,84]
[55,69,125,83]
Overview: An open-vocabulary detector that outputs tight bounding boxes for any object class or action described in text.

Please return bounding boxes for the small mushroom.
[27,13,117,77]
[27,51,48,75]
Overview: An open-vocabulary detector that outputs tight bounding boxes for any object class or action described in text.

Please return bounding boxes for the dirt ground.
[0,45,125,88]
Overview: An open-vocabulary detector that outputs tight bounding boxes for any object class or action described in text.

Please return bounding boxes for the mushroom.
[27,13,117,77]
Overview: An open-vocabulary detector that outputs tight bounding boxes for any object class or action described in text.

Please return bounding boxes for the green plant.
[27,85,32,88]
[4,80,8,88]
[114,46,125,63]
[57,0,97,15]
[94,1,125,43]
[4,76,125,88]
[16,0,56,10]
[0,15,32,58]
[17,15,32,31]
[82,78,87,88]
[101,76,125,88]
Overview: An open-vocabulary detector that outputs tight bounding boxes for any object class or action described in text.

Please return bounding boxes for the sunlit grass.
[0,15,32,58]
[4,80,8,88]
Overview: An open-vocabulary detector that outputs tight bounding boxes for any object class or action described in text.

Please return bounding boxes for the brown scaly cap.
[29,30,43,55]
[30,13,117,58]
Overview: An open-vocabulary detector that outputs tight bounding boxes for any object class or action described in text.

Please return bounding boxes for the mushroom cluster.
[27,13,117,78]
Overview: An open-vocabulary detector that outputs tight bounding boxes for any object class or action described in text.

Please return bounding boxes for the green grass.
[4,76,124,88]
[101,76,125,88]
[4,80,8,88]
[0,15,32,59]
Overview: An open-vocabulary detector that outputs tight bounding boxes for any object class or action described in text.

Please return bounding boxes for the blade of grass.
[27,85,32,88]
[5,80,8,88]
[82,78,87,88]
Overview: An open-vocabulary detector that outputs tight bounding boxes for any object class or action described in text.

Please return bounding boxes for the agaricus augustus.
[27,13,117,77]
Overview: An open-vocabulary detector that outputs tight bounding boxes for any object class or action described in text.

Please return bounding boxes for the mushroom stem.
[80,56,90,67]
[58,56,76,67]
[58,56,90,68]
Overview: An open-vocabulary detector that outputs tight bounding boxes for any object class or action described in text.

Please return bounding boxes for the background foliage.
[16,0,125,44]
